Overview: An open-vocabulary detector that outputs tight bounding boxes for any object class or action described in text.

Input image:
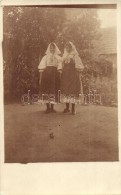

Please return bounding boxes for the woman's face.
[50,45,55,54]
[65,44,72,53]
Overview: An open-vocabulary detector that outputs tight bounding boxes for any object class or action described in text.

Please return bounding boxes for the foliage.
[3,7,66,101]
[3,7,116,104]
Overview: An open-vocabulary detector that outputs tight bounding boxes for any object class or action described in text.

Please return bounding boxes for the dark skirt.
[61,62,81,96]
[40,66,60,101]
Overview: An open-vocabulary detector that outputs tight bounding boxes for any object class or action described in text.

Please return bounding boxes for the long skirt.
[40,66,60,102]
[61,63,81,96]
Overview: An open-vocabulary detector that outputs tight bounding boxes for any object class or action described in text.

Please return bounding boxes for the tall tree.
[3,7,66,101]
[3,7,104,102]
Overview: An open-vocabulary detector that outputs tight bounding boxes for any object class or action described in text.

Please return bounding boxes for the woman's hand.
[39,72,43,85]
[58,70,62,74]
[39,79,41,86]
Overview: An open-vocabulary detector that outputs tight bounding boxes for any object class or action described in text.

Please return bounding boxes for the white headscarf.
[38,43,62,71]
[62,42,84,70]
[45,42,61,55]
[63,41,79,59]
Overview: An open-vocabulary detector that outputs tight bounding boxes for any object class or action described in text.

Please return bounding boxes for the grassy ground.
[4,103,119,163]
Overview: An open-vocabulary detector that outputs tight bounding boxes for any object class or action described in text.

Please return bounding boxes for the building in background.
[99,26,117,70]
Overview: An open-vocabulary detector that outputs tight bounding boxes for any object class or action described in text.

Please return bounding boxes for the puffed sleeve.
[74,54,84,70]
[38,55,47,72]
[57,56,63,71]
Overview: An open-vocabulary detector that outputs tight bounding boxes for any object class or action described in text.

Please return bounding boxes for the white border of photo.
[0,0,121,195]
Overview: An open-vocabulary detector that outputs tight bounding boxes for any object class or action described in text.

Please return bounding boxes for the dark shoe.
[71,104,76,115]
[63,108,70,113]
[72,110,76,115]
[50,104,56,113]
[51,109,57,113]
[45,108,51,114]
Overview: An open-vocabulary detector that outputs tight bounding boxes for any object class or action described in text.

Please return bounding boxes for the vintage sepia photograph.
[3,4,118,163]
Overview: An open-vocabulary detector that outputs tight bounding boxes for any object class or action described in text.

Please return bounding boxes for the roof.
[100,27,117,55]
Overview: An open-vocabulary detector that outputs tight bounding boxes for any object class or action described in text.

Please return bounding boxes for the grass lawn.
[4,103,119,163]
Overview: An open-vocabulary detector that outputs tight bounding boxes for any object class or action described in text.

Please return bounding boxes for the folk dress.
[38,44,62,102]
[61,42,84,97]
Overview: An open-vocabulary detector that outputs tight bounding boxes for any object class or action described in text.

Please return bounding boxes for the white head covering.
[45,42,61,55]
[62,41,84,70]
[63,41,79,59]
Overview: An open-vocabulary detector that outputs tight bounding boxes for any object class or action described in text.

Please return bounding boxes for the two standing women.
[38,43,62,113]
[38,42,84,114]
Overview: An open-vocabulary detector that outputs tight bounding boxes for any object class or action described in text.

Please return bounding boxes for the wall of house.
[100,53,117,69]
[106,54,117,69]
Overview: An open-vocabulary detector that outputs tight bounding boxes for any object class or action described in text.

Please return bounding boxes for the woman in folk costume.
[38,42,62,113]
[61,42,84,114]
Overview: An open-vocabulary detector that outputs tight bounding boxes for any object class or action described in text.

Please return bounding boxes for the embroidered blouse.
[63,53,84,70]
[38,54,62,72]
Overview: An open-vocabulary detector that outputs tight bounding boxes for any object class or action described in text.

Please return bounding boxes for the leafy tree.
[3,7,66,101]
[3,7,112,103]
